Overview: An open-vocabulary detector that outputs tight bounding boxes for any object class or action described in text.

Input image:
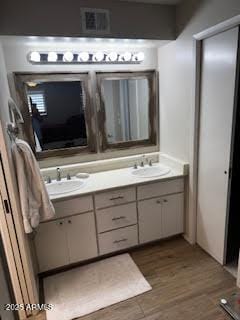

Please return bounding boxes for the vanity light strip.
[28,51,145,64]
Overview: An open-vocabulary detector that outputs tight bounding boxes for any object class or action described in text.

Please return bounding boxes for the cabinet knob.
[163,199,168,203]
[59,221,63,225]
[68,220,72,224]
[156,200,162,204]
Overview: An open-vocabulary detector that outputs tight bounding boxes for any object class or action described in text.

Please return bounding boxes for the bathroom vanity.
[35,165,185,273]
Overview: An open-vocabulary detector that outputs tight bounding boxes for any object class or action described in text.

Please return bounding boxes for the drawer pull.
[156,200,162,204]
[112,216,126,221]
[113,238,127,244]
[163,199,168,203]
[109,196,124,201]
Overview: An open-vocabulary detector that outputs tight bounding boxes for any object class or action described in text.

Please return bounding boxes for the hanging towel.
[12,138,55,233]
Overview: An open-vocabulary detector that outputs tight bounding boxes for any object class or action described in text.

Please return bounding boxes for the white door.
[162,193,184,238]
[66,212,98,264]
[138,198,163,243]
[34,220,69,272]
[197,27,239,264]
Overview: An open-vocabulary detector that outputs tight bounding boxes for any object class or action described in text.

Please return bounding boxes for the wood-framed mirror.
[13,72,96,159]
[96,70,158,151]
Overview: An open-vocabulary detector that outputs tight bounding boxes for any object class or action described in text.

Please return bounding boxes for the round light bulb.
[93,51,104,62]
[48,52,58,62]
[107,52,118,62]
[78,52,89,62]
[133,52,145,62]
[123,52,132,61]
[63,51,74,62]
[29,51,40,62]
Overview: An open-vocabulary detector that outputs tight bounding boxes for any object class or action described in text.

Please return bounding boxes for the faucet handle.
[149,159,153,166]
[46,176,51,184]
[67,173,71,180]
[140,161,144,167]
[56,167,61,181]
[133,163,138,169]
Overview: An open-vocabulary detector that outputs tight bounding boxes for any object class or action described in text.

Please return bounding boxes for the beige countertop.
[50,163,186,202]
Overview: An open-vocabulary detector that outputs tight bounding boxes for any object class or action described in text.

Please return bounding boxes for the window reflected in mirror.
[25,81,87,151]
[102,78,149,144]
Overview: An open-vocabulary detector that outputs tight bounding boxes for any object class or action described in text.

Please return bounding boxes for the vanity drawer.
[95,187,136,209]
[98,225,138,255]
[96,203,137,233]
[53,195,93,218]
[138,178,184,200]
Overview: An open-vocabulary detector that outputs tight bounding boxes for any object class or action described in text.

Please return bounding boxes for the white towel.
[12,138,55,233]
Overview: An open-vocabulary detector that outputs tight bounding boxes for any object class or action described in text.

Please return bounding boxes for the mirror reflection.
[102,78,149,144]
[25,81,87,151]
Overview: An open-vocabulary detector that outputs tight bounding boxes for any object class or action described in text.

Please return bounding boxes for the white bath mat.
[44,253,152,320]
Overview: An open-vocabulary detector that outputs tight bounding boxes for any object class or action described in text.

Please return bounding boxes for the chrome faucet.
[56,168,61,181]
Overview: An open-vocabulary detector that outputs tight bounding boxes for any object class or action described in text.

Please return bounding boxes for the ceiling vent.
[81,8,110,34]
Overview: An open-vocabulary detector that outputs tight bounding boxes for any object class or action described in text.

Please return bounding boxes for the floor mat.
[44,253,152,320]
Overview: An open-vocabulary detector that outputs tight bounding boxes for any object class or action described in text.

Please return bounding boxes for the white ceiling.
[118,0,182,4]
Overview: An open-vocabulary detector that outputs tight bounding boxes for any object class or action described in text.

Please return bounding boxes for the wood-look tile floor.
[78,237,238,320]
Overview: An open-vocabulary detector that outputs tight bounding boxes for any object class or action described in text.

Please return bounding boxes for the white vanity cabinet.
[34,219,69,272]
[34,196,98,272]
[65,213,98,264]
[138,198,163,243]
[95,187,138,255]
[35,177,185,273]
[138,179,184,244]
[161,193,184,238]
[138,193,184,243]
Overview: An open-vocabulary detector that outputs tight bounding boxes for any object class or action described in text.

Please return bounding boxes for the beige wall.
[158,0,240,162]
[0,0,176,40]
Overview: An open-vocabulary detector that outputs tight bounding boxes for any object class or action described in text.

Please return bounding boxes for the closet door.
[197,27,239,264]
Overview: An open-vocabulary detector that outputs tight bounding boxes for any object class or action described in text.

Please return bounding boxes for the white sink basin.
[46,178,85,196]
[131,164,171,178]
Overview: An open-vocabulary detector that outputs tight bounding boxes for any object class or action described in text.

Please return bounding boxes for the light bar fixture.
[28,51,145,64]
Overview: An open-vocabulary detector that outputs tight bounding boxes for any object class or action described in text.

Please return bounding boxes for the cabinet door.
[66,212,98,264]
[138,198,163,244]
[34,220,69,272]
[162,193,184,238]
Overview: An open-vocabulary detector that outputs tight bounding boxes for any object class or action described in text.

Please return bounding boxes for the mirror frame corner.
[96,70,159,152]
[12,72,97,159]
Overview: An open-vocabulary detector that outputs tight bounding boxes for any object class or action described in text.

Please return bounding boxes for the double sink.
[46,163,171,196]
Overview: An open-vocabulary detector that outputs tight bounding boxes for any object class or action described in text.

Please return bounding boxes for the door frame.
[188,14,240,247]
[0,123,39,318]
[0,164,27,320]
